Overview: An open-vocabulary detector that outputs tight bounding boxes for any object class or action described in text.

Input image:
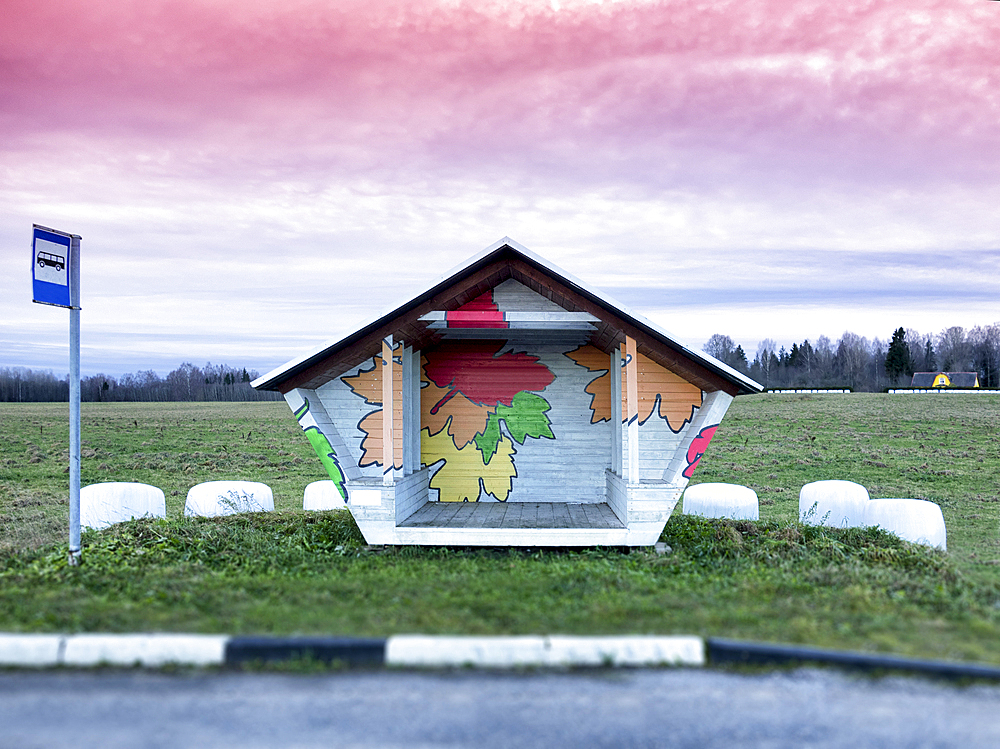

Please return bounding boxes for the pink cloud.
[2,0,997,190]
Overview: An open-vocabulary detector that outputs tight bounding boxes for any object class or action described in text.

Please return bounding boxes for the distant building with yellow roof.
[910,372,980,389]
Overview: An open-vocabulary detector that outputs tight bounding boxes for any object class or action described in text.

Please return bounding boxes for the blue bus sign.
[30,223,84,564]
[32,224,80,309]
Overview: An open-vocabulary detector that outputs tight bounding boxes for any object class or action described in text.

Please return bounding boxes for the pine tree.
[885,327,912,384]
[733,345,749,373]
[789,342,800,367]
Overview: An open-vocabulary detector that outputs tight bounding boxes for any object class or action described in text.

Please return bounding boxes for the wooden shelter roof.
[252,238,763,396]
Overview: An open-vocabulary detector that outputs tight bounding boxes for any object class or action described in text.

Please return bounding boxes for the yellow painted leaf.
[422,419,516,502]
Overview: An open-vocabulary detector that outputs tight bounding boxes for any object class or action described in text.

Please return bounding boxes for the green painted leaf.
[495,391,554,444]
[473,412,503,465]
[304,426,348,499]
[295,397,348,499]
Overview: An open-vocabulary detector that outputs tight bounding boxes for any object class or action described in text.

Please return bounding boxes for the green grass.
[1,395,999,664]
[695,393,1000,586]
[0,401,315,552]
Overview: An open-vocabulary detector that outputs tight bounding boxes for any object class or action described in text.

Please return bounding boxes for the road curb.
[0,633,704,669]
[385,635,705,668]
[707,638,1000,681]
[0,634,229,668]
[225,636,386,667]
[3,632,1000,680]
[0,634,63,668]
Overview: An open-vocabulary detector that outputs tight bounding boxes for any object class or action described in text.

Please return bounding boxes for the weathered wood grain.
[399,502,623,529]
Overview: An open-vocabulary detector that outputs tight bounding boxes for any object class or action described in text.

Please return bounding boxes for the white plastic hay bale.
[863,498,947,550]
[303,480,347,510]
[80,482,166,530]
[799,480,870,528]
[184,480,274,518]
[683,483,759,521]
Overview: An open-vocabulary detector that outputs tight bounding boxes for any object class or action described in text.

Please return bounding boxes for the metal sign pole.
[68,230,81,565]
[69,306,81,565]
[31,225,82,565]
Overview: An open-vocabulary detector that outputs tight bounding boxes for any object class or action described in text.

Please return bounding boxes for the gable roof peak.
[252,237,763,396]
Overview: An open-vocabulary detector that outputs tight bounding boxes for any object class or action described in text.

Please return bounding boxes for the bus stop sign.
[32,224,80,309]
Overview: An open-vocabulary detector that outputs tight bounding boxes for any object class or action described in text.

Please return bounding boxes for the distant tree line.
[0,362,282,403]
[704,324,1000,392]
[7,324,999,401]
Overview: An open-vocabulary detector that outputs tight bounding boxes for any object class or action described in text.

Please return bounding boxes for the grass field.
[1,395,998,663]
[0,401,314,552]
[696,393,1000,586]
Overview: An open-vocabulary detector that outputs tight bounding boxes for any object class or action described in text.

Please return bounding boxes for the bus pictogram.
[37,251,65,271]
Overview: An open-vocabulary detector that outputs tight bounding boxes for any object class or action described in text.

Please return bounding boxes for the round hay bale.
[81,482,166,530]
[683,483,759,520]
[863,498,947,550]
[184,480,274,518]
[799,480,870,528]
[303,480,347,511]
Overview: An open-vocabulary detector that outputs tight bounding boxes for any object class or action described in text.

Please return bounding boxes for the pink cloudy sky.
[3,0,998,377]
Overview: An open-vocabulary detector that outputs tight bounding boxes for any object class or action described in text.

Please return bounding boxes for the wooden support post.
[625,336,639,484]
[411,347,422,472]
[611,346,622,476]
[401,344,422,476]
[382,336,394,485]
[401,345,412,476]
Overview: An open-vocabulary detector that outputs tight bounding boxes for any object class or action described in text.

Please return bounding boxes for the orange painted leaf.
[565,345,612,423]
[356,410,402,470]
[568,344,702,431]
[341,343,402,405]
[421,360,493,449]
[635,353,702,431]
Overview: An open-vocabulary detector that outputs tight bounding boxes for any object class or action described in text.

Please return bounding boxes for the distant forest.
[0,362,283,403]
[4,323,999,402]
[704,324,1000,392]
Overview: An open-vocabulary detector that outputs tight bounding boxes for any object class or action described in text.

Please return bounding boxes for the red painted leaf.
[424,341,554,410]
[683,425,717,479]
[447,292,507,329]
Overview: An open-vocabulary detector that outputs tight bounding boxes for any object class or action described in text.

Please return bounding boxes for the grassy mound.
[1,512,997,665]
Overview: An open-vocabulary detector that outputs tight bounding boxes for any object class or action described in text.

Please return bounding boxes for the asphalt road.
[2,667,999,748]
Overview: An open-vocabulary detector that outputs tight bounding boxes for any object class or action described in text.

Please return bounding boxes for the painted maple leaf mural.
[565,344,703,432]
[341,344,403,470]
[421,341,555,502]
[342,338,556,502]
[293,397,347,500]
[683,425,718,479]
[423,425,517,503]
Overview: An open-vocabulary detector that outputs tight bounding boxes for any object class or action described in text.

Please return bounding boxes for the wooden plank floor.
[399,502,624,530]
